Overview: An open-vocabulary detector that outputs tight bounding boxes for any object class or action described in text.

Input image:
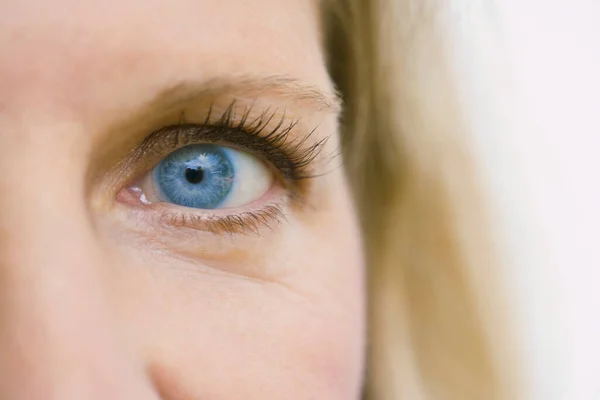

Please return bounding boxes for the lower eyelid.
[159,203,288,235]
[117,180,291,234]
[121,195,290,236]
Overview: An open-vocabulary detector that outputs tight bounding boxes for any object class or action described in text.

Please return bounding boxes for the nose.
[0,140,159,399]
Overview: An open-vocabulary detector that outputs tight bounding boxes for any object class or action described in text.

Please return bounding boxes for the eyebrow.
[142,75,343,116]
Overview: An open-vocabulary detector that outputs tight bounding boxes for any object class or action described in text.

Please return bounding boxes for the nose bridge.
[0,134,157,399]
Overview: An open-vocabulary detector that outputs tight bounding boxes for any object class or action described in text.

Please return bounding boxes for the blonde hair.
[323,1,516,398]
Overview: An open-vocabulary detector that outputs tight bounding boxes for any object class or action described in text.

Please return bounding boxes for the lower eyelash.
[156,203,289,236]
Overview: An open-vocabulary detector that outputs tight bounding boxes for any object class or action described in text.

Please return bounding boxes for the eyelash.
[156,204,288,236]
[138,101,329,181]
[121,102,331,235]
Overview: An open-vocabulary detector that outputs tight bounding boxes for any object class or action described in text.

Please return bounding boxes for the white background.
[448,1,600,398]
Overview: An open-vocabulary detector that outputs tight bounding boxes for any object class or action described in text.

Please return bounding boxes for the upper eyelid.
[136,105,331,182]
[88,75,342,186]
[104,75,342,144]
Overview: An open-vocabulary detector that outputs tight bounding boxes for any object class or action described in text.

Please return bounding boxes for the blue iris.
[153,144,235,209]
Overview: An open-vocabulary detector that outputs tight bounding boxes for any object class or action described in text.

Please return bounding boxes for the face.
[0,1,364,399]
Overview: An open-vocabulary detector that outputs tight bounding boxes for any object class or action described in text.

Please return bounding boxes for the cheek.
[108,215,365,399]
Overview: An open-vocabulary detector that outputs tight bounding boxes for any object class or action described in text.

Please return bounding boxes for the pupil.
[185,167,204,184]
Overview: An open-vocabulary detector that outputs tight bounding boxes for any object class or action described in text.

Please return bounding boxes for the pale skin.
[0,1,365,399]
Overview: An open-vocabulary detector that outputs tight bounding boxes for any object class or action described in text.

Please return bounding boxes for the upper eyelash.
[136,101,333,183]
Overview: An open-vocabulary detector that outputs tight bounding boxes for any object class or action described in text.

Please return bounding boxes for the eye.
[139,144,273,209]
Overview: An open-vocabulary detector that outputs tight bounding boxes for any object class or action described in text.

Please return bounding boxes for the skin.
[0,1,365,399]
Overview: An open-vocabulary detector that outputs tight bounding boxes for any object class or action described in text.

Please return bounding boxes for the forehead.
[0,0,327,120]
